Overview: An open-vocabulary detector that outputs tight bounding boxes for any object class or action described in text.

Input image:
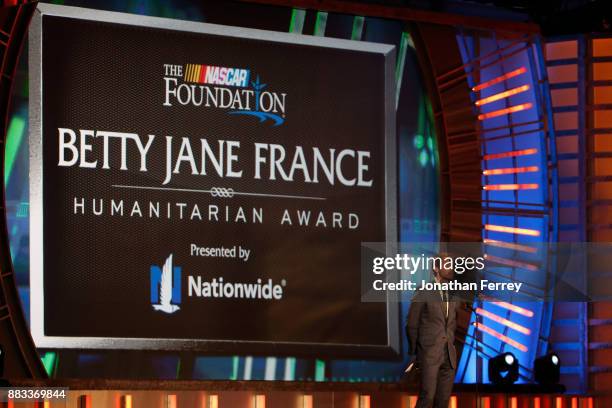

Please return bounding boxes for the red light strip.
[483,239,538,254]
[483,166,539,175]
[473,322,528,352]
[485,224,541,237]
[483,183,539,191]
[472,67,527,92]
[478,103,533,120]
[475,307,532,335]
[488,300,535,317]
[475,85,530,106]
[483,148,537,160]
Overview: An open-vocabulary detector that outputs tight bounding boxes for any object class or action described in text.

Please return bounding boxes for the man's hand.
[405,355,418,373]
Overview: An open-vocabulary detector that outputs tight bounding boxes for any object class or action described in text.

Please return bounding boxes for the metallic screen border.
[29,4,399,358]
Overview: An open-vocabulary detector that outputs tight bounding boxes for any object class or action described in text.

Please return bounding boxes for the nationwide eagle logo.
[150,254,182,314]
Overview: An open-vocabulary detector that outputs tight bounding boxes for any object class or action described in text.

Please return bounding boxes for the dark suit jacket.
[405,290,458,369]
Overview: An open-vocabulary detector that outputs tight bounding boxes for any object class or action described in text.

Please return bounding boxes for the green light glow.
[423,93,439,169]
[230,356,239,380]
[314,359,325,382]
[175,358,181,379]
[41,352,57,377]
[4,116,26,186]
[351,16,365,40]
[313,12,328,36]
[289,9,306,34]
[413,134,424,150]
[419,150,429,167]
[285,357,296,380]
[395,32,411,108]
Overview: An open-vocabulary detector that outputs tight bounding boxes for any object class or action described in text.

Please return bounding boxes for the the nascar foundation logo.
[163,63,287,126]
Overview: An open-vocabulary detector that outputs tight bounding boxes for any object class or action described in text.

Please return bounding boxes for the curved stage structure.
[0,0,46,379]
[0,0,611,406]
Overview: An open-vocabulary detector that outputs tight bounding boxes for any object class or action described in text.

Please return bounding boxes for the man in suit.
[405,263,458,408]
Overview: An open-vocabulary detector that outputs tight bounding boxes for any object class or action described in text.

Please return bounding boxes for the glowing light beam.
[478,103,533,120]
[475,307,532,335]
[475,85,530,106]
[474,322,528,352]
[472,67,527,92]
[485,224,541,237]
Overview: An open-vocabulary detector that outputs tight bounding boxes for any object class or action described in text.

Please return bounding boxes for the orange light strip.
[79,395,92,408]
[510,397,518,408]
[488,300,535,317]
[483,239,538,254]
[474,322,528,352]
[475,85,530,106]
[472,67,527,92]
[556,397,563,408]
[485,224,541,237]
[534,397,541,408]
[483,148,537,160]
[483,183,539,191]
[483,166,539,175]
[475,307,532,335]
[450,396,457,408]
[119,395,132,408]
[484,253,539,272]
[482,397,491,408]
[255,395,266,408]
[478,103,533,120]
[302,395,314,408]
[167,395,177,408]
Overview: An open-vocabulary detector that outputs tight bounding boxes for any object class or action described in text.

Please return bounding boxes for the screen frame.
[29,3,399,358]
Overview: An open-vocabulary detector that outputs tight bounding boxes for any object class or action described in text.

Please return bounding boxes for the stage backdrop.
[29,4,398,357]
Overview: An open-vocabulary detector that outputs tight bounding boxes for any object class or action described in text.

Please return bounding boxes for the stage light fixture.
[534,353,561,385]
[488,352,519,385]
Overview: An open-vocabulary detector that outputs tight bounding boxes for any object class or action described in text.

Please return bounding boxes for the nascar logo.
[184,64,250,88]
